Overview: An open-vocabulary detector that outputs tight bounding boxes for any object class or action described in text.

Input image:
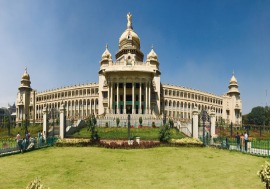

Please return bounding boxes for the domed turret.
[227,71,240,95]
[19,67,31,90]
[22,68,30,81]
[101,44,112,60]
[147,46,158,61]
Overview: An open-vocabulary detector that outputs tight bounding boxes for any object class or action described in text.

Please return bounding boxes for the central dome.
[118,13,140,50]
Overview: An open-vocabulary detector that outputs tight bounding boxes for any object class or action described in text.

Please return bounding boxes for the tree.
[3,116,11,136]
[169,118,174,128]
[159,124,171,143]
[247,106,265,125]
[86,114,100,143]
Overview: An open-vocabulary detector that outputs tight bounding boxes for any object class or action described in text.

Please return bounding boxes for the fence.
[0,137,58,156]
[212,137,270,157]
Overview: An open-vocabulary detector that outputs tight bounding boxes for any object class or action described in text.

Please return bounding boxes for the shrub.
[159,124,171,143]
[139,117,143,126]
[170,138,203,147]
[169,119,174,128]
[55,138,93,147]
[258,161,270,189]
[105,122,108,128]
[152,121,156,128]
[26,178,48,189]
[86,114,100,143]
[116,118,120,127]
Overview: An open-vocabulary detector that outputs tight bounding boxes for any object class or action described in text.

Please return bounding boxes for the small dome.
[147,47,158,60]
[229,71,238,85]
[22,67,30,80]
[101,44,112,59]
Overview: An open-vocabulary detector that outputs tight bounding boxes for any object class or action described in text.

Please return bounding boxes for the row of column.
[108,81,151,114]
[66,101,97,118]
[36,100,98,120]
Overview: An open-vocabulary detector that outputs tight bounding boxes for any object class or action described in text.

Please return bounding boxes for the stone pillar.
[117,82,119,114]
[192,106,199,139]
[148,81,151,114]
[124,82,126,114]
[59,103,66,139]
[132,82,135,114]
[145,82,148,114]
[43,106,48,139]
[108,82,110,114]
[210,109,216,137]
[139,82,142,114]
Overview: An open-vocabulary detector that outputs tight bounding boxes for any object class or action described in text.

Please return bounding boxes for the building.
[15,13,242,126]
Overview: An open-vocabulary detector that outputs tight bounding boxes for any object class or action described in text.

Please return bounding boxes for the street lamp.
[128,114,131,141]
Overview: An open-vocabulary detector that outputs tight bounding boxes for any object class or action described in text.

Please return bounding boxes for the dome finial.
[127,12,132,29]
[151,44,154,49]
[232,70,234,76]
[106,43,108,49]
[25,67,27,73]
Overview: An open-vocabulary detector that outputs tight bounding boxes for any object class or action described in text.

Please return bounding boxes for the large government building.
[16,13,242,127]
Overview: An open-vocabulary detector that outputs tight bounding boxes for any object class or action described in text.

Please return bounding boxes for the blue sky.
[0,1,269,114]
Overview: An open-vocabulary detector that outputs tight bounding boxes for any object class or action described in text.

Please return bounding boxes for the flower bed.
[55,138,160,149]
[55,138,93,147]
[99,140,160,149]
[169,138,204,147]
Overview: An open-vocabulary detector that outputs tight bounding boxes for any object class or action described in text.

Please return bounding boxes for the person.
[225,136,229,149]
[235,132,241,150]
[21,137,27,152]
[16,132,21,151]
[244,132,248,152]
[240,133,244,151]
[40,131,43,144]
[38,130,41,146]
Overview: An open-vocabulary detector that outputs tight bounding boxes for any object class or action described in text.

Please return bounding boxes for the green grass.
[0,124,43,139]
[0,147,266,189]
[72,127,185,140]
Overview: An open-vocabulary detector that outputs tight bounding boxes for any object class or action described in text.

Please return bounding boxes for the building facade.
[16,13,242,126]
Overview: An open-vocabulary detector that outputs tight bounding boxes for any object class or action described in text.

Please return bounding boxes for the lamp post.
[128,114,130,141]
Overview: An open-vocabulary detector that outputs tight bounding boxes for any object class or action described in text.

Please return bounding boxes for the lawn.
[71,127,185,140]
[0,147,266,189]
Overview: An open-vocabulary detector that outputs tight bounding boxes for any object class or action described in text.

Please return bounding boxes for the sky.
[0,0,269,114]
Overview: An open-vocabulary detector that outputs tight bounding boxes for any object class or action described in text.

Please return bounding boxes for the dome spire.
[127,12,132,29]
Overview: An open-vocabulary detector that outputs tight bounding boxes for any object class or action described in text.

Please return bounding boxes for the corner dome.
[102,44,112,60]
[147,47,158,60]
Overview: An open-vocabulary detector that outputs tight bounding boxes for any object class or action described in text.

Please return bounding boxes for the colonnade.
[35,98,98,121]
[107,80,152,115]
